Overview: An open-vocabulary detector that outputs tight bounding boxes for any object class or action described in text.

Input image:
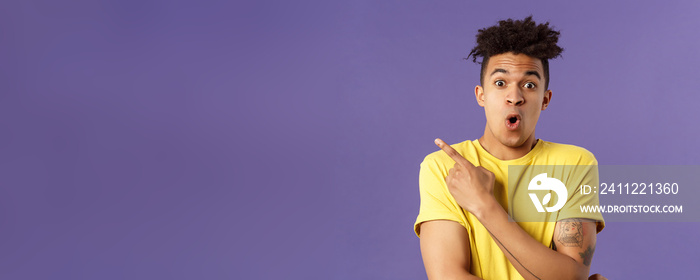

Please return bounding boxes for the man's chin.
[498,134,529,148]
[500,140,525,148]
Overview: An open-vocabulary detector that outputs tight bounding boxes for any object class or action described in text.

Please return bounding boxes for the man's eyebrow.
[490,69,507,76]
[490,69,542,80]
[525,70,541,80]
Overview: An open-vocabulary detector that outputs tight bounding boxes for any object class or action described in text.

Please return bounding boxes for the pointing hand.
[435,138,496,216]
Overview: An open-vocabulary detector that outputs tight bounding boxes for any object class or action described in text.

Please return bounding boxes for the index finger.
[434,138,475,169]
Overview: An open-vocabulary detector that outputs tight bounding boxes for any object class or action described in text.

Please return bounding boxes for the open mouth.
[505,114,521,130]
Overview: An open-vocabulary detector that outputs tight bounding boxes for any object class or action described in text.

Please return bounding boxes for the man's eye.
[495,80,505,87]
[524,82,536,89]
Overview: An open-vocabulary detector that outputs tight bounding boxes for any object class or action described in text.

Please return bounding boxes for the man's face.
[475,52,551,148]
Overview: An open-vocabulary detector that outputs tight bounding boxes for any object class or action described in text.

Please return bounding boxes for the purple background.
[2,0,699,279]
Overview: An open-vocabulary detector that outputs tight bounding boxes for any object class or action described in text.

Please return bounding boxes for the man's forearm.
[473,200,588,280]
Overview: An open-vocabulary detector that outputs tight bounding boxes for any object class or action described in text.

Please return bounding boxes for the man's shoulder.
[419,139,598,166]
[538,140,598,165]
[421,139,477,166]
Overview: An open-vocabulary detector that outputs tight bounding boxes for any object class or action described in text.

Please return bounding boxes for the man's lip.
[506,113,521,121]
[505,113,521,130]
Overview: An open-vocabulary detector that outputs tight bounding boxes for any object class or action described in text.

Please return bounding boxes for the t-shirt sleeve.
[557,157,606,233]
[414,156,467,237]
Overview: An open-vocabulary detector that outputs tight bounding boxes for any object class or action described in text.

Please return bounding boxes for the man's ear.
[475,85,485,107]
[542,89,552,110]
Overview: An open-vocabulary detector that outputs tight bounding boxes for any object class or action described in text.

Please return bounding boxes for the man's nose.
[506,87,524,106]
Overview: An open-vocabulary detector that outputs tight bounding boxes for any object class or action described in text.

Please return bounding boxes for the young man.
[414,17,606,280]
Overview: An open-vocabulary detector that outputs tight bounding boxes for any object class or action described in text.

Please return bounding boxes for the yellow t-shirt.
[414,139,604,280]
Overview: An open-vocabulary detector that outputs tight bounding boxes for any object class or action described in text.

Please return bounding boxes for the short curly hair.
[467,16,563,89]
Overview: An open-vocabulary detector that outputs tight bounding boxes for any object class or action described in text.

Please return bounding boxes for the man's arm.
[552,219,598,267]
[476,201,596,280]
[434,138,597,280]
[419,220,482,280]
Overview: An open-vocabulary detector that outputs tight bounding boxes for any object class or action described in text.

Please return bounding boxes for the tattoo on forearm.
[557,219,583,248]
[579,245,595,266]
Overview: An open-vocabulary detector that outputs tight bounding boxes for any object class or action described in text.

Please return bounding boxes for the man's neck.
[478,132,538,161]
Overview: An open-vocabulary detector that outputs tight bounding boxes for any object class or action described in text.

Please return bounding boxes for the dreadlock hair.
[467,16,563,90]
